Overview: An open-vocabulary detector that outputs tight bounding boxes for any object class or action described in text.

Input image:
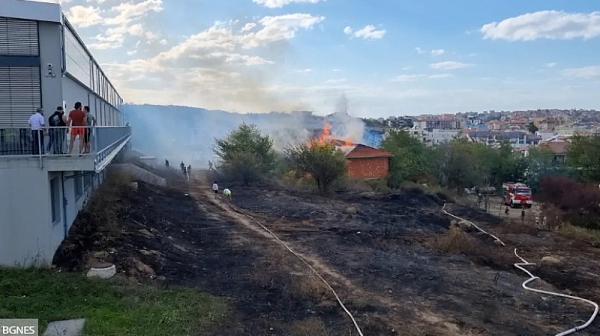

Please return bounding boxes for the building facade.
[343,144,392,179]
[0,0,131,266]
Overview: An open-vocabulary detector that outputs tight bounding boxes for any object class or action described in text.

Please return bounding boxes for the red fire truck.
[503,182,533,208]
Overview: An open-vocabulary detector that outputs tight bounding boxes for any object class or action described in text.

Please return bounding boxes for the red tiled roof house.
[339,144,393,179]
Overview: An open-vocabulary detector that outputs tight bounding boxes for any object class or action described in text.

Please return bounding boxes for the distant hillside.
[122,104,384,165]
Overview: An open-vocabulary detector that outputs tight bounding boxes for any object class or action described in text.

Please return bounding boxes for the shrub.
[214,123,276,185]
[285,140,347,194]
[537,176,600,229]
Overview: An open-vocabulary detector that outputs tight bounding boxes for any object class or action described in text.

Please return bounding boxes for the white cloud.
[430,61,473,70]
[391,74,425,82]
[332,68,342,72]
[352,25,386,39]
[65,6,103,27]
[429,74,452,79]
[402,66,413,71]
[88,42,114,50]
[481,10,600,41]
[35,0,72,3]
[431,49,445,56]
[241,14,325,48]
[241,23,257,32]
[145,31,159,41]
[127,24,144,36]
[563,65,600,78]
[343,26,353,35]
[295,68,312,73]
[127,50,138,56]
[85,0,164,49]
[415,47,425,54]
[547,62,557,68]
[326,78,347,84]
[252,0,328,8]
[105,0,163,26]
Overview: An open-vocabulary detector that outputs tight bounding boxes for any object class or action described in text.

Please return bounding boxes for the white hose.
[441,203,599,336]
[441,204,505,246]
[228,203,364,336]
[514,249,599,336]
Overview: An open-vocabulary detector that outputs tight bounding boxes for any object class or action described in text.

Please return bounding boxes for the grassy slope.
[0,268,227,336]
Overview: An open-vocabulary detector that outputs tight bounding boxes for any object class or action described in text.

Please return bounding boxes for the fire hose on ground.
[223,200,364,336]
[442,204,599,336]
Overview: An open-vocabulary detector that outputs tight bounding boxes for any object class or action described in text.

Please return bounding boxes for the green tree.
[381,130,431,187]
[527,122,539,134]
[567,135,600,183]
[524,147,559,191]
[431,140,483,190]
[285,141,347,193]
[214,123,276,185]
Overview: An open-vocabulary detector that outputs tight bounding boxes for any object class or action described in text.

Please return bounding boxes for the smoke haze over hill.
[123,104,383,166]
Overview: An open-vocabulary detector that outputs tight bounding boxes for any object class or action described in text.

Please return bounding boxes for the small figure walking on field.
[505,207,509,216]
[212,181,219,198]
[223,188,232,202]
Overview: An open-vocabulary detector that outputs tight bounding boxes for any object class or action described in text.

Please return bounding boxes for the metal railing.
[0,126,131,161]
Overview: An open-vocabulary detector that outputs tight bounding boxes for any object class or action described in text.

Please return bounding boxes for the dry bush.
[53,170,133,269]
[538,203,563,231]
[288,272,330,303]
[502,220,540,235]
[429,227,513,270]
[559,224,600,247]
[83,169,132,238]
[537,176,600,229]
[287,318,329,336]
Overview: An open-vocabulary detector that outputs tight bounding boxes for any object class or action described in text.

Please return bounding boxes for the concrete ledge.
[113,163,166,187]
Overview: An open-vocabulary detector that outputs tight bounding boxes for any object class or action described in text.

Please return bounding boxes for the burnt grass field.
[54,173,600,336]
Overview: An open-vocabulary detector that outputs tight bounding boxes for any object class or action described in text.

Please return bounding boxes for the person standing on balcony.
[48,106,66,154]
[83,106,97,154]
[28,108,45,155]
[66,102,87,155]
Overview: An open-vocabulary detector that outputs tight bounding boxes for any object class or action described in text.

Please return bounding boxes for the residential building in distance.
[413,116,465,130]
[0,0,131,266]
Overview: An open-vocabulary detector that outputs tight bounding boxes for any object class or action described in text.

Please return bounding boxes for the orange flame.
[308,123,355,148]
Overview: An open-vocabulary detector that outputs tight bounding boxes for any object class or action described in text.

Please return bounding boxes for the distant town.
[363,109,600,160]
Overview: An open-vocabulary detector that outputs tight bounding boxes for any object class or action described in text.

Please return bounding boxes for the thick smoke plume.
[123,98,368,167]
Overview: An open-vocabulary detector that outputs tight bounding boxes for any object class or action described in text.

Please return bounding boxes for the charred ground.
[54,173,600,336]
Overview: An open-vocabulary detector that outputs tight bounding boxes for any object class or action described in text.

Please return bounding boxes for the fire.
[308,123,355,148]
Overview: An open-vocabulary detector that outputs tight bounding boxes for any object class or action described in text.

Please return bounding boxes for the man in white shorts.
[212,181,219,198]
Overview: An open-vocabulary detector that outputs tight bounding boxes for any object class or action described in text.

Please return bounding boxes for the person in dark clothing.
[187,164,191,174]
[180,161,185,173]
[47,106,66,154]
[165,159,170,168]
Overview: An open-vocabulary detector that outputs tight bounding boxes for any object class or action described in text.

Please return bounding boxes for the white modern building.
[0,0,131,266]
[409,128,460,147]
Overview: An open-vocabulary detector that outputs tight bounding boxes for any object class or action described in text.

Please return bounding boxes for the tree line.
[381,130,600,191]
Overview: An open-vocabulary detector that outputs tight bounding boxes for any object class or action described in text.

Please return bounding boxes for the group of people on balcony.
[28,102,96,155]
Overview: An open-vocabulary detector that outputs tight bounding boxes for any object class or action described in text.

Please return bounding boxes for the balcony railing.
[0,126,131,171]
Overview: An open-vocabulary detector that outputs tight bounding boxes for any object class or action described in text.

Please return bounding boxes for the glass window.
[84,174,92,190]
[50,177,60,225]
[64,27,91,87]
[74,172,83,200]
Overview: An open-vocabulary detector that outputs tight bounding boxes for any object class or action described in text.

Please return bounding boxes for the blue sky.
[37,0,600,117]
